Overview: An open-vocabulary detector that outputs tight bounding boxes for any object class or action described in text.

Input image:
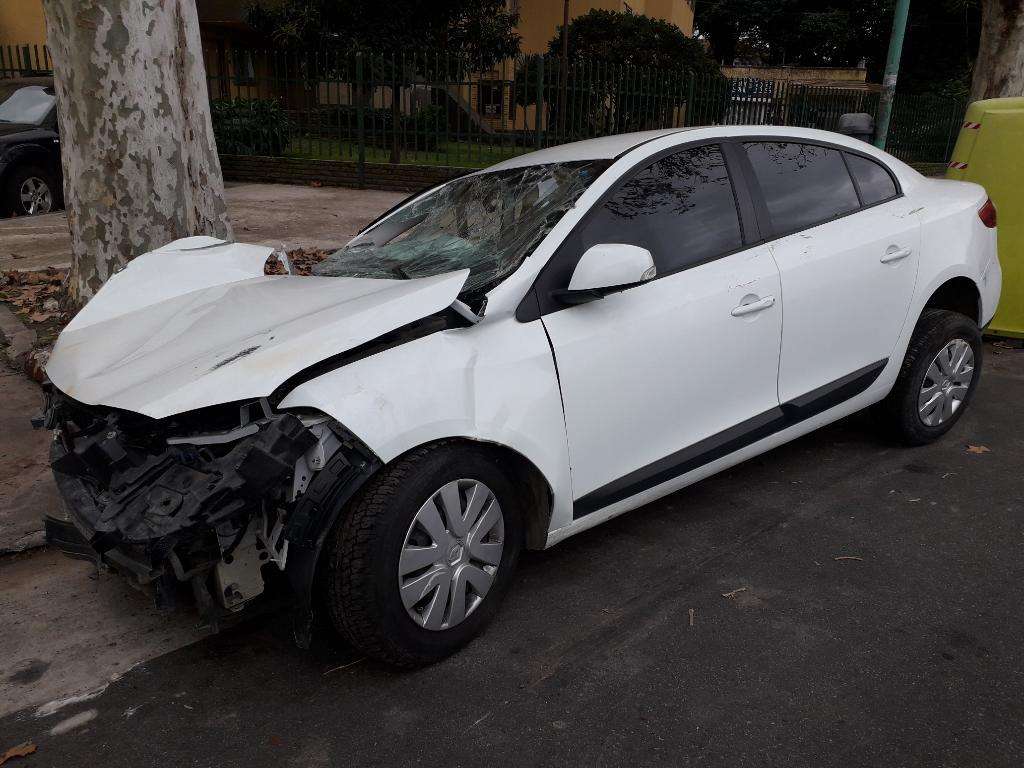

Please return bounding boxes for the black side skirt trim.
[572,359,888,520]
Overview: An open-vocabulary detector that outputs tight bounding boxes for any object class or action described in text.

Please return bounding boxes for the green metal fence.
[0,44,51,78]
[202,48,966,169]
[2,42,967,169]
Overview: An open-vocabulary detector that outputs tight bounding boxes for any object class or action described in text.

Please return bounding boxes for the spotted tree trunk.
[970,0,1024,101]
[42,0,232,308]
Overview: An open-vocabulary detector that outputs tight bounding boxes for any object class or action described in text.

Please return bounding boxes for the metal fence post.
[355,52,366,188]
[534,56,545,151]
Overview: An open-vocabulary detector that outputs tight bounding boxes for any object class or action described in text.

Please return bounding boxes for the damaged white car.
[42,126,1000,666]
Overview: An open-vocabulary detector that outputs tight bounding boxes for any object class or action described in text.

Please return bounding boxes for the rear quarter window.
[846,153,899,206]
[744,142,860,234]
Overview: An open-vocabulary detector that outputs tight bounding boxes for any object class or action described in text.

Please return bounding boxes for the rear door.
[536,143,783,517]
[741,141,921,403]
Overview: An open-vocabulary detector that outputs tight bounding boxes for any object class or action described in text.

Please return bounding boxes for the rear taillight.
[979,198,997,228]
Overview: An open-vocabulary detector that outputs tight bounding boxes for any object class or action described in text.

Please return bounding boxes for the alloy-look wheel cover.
[398,479,505,631]
[919,338,974,427]
[20,176,53,215]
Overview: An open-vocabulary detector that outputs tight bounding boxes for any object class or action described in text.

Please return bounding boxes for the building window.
[478,80,505,119]
[232,48,257,86]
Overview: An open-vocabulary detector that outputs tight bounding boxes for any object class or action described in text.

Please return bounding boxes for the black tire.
[880,308,982,446]
[323,442,524,667]
[2,163,59,217]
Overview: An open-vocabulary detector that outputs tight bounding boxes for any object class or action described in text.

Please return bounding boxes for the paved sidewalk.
[0,365,54,553]
[0,182,405,272]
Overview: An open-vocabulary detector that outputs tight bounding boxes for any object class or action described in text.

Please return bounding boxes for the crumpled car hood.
[45,237,469,419]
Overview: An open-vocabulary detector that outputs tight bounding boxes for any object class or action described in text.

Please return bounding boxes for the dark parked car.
[0,76,62,217]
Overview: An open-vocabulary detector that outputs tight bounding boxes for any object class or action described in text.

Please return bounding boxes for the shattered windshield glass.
[313,160,612,301]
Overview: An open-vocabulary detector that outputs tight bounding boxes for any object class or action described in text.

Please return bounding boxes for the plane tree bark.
[970,0,1024,101]
[42,0,232,308]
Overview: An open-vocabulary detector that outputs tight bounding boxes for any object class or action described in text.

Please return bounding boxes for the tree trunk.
[970,0,1024,101]
[42,0,232,308]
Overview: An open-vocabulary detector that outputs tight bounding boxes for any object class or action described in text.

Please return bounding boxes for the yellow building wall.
[0,0,48,49]
[638,0,694,36]
[514,0,693,55]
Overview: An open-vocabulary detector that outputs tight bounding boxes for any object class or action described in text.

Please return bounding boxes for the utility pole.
[874,0,911,150]
[558,0,570,139]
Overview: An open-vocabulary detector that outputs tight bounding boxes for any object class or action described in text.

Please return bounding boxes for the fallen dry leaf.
[721,586,748,598]
[0,742,37,766]
[264,247,334,277]
[965,444,991,454]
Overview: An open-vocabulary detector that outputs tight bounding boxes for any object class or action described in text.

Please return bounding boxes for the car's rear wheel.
[323,442,523,667]
[3,164,58,216]
[881,308,982,445]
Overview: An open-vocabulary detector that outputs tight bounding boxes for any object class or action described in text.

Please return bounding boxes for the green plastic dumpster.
[946,97,1024,338]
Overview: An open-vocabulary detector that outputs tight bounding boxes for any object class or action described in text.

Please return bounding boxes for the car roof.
[485,128,699,171]
[484,125,895,171]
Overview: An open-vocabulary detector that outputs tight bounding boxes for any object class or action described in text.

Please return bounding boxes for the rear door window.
[580,143,744,274]
[743,142,860,234]
[846,153,899,206]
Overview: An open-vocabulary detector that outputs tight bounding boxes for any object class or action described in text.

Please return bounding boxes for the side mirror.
[552,243,656,305]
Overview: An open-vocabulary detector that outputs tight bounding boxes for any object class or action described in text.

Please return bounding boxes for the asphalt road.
[3,344,1023,767]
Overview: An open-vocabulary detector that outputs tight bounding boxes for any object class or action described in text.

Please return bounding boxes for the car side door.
[740,141,921,403]
[534,143,784,519]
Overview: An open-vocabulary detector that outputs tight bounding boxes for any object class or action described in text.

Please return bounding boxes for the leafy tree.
[248,0,521,67]
[695,0,981,97]
[517,9,725,139]
[546,8,721,75]
[247,0,522,162]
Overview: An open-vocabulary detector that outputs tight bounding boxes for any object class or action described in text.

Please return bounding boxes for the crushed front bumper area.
[41,389,368,628]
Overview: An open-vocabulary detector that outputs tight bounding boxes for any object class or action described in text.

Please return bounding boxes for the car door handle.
[731,295,776,317]
[880,246,912,264]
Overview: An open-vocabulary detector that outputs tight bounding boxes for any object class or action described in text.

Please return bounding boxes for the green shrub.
[211,98,291,156]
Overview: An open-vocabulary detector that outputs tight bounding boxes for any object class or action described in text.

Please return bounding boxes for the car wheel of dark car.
[4,164,58,216]
[324,442,524,667]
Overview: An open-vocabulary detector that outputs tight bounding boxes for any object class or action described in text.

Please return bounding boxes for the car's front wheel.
[324,442,523,667]
[882,308,982,445]
[3,164,58,217]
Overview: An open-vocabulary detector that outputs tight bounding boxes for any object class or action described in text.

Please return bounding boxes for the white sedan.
[43,126,1001,665]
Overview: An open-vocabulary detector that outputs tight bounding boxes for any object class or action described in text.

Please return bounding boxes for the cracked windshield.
[313,160,612,300]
